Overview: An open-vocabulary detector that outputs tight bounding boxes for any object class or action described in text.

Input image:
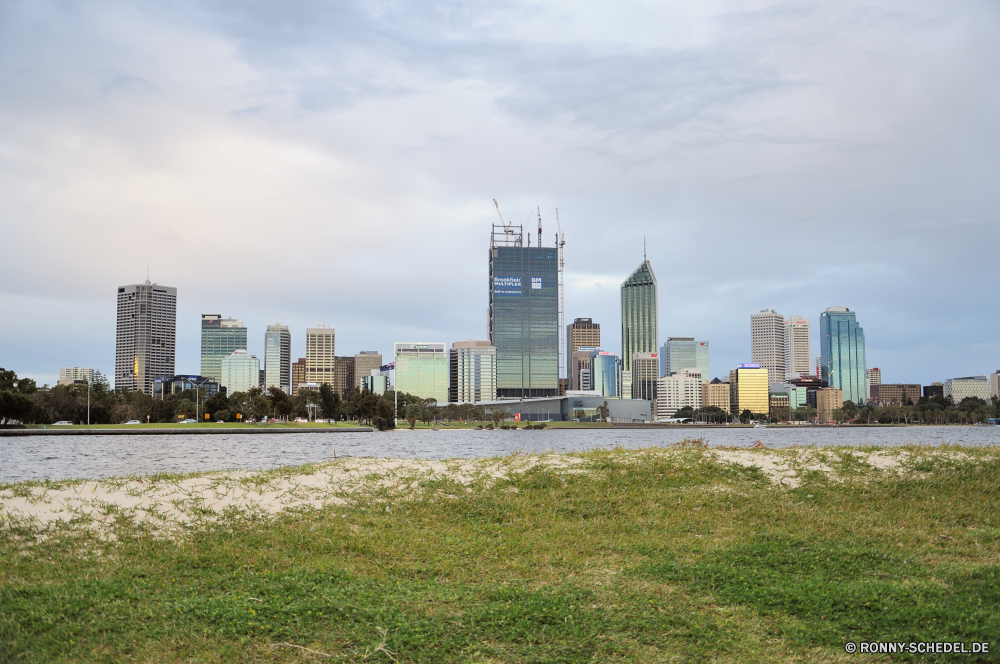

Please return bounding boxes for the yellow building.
[816,388,844,423]
[729,364,769,417]
[702,379,731,412]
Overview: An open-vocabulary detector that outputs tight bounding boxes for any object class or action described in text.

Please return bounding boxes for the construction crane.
[493,199,515,237]
[537,206,543,247]
[555,208,566,383]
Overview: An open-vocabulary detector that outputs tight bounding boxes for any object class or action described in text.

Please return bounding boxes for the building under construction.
[488,207,560,399]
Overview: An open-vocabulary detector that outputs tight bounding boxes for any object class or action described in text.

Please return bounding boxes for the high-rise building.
[570,347,598,391]
[991,371,1000,400]
[58,367,96,386]
[291,358,306,396]
[816,388,844,423]
[489,224,559,398]
[621,259,658,377]
[815,355,822,378]
[115,282,177,394]
[449,340,497,403]
[867,367,882,386]
[944,376,990,403]
[589,350,620,398]
[264,324,291,393]
[566,318,600,358]
[662,338,709,380]
[729,363,769,416]
[354,352,383,390]
[819,306,867,405]
[702,378,731,412]
[221,350,260,394]
[631,352,659,402]
[655,369,702,420]
[751,309,786,385]
[394,343,448,403]
[200,315,247,384]
[305,325,336,387]
[783,316,811,378]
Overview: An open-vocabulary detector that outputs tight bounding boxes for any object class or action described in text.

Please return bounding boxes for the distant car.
[52,421,73,426]
[125,420,141,424]
[217,420,224,424]
[180,419,196,424]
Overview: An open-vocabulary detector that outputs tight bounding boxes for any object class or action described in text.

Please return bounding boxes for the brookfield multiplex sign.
[494,276,543,296]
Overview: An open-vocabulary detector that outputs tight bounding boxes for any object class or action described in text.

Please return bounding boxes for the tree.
[597,401,610,423]
[405,404,420,429]
[319,384,341,421]
[491,407,510,428]
[740,409,752,424]
[372,397,396,431]
[267,386,294,421]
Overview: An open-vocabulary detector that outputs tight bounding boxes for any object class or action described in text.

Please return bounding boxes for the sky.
[1,0,998,388]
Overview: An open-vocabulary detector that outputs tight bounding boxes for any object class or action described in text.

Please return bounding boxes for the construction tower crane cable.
[555,208,565,384]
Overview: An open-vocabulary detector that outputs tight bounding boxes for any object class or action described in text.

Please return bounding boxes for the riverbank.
[2,444,999,662]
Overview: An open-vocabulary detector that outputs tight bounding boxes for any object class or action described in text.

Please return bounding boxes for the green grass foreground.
[2,447,1000,662]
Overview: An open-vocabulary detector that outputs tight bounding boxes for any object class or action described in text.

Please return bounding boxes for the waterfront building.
[200,315,247,384]
[655,369,702,419]
[264,324,291,393]
[621,259,658,378]
[566,318,600,356]
[784,316,811,378]
[662,337,709,380]
[589,350,620,398]
[362,373,389,395]
[354,352,383,390]
[153,375,221,400]
[394,343,448,403]
[632,352,659,402]
[305,325,337,387]
[488,224,559,398]
[702,378,731,412]
[449,340,497,403]
[729,363,769,416]
[58,367,96,386]
[819,306,867,405]
[817,388,844,423]
[944,376,991,403]
[922,383,944,400]
[115,281,177,394]
[570,347,598,391]
[751,309,786,385]
[220,350,260,394]
[869,383,921,406]
[291,358,306,396]
[769,382,808,410]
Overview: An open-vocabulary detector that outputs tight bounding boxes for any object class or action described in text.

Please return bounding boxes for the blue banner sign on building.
[737,363,762,369]
[531,276,542,290]
[494,276,522,296]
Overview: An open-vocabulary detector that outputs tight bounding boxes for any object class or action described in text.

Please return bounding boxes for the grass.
[24,421,368,430]
[2,446,999,662]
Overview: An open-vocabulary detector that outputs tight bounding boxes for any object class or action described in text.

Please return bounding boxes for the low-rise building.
[869,383,922,406]
[816,388,844,423]
[923,383,944,400]
[944,376,991,403]
[769,382,808,410]
[354,352,383,390]
[58,367,96,386]
[655,369,702,420]
[394,343,448,404]
[152,375,221,399]
[702,378,731,412]
[729,363,769,416]
[769,393,790,419]
[362,373,389,395]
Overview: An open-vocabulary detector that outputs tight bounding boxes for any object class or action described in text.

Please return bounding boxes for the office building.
[589,350,620,398]
[362,373,389,395]
[923,383,944,400]
[991,371,1000,400]
[662,338,709,380]
[729,363,769,416]
[789,374,823,408]
[816,388,844,423]
[632,352,659,402]
[264,324,291,393]
[769,393,790,419]
[153,375,221,400]
[305,325,337,387]
[291,358,306,396]
[944,376,991,403]
[570,347,598,391]
[449,340,497,403]
[867,367,882,386]
[566,318,600,358]
[58,367,95,386]
[259,369,266,388]
[869,384,921,406]
[394,343,448,403]
[769,382,808,410]
[784,316,811,378]
[702,378,731,412]
[200,315,247,384]
[115,281,177,394]
[751,309,786,385]
[220,350,260,394]
[621,259,658,378]
[354,352,383,390]
[488,223,559,398]
[655,369,702,419]
[819,306,867,405]
[328,357,355,396]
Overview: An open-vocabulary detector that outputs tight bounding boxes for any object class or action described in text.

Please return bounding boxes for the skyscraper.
[115,281,177,394]
[566,318,600,358]
[819,306,867,405]
[200,315,247,383]
[662,337,709,380]
[751,309,786,385]
[632,352,659,403]
[264,324,291,393]
[221,350,260,394]
[783,316,811,379]
[621,259,658,382]
[489,223,559,398]
[305,325,336,386]
[449,340,497,403]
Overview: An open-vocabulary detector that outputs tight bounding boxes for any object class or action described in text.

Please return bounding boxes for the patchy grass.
[2,447,999,662]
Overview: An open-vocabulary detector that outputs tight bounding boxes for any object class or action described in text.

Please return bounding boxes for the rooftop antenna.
[146,266,150,285]
[643,237,647,262]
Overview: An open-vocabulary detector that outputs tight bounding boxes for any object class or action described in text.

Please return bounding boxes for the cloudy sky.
[2,0,998,387]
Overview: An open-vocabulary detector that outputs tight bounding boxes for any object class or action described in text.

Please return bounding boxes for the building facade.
[305,325,337,387]
[200,315,247,384]
[702,378,731,412]
[784,315,811,378]
[991,371,1000,400]
[220,350,260,394]
[263,324,291,393]
[570,347,598,391]
[58,367,96,386]
[817,388,844,423]
[291,358,306,396]
[655,368,702,419]
[632,352,659,402]
[115,282,177,394]
[944,376,991,403]
[589,350,620,399]
[489,224,559,398]
[662,337,709,380]
[869,383,921,406]
[394,343,448,403]
[621,260,658,377]
[819,306,867,405]
[729,364,769,416]
[566,318,600,356]
[153,375,221,400]
[329,357,356,396]
[354,352,383,390]
[449,340,497,403]
[362,374,389,395]
[751,309,786,385]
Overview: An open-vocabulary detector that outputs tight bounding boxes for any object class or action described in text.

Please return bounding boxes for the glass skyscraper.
[819,306,867,405]
[264,324,291,393]
[661,337,709,380]
[621,259,658,376]
[200,315,248,384]
[489,224,559,398]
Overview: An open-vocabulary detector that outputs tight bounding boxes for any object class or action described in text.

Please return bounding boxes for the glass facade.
[220,350,260,394]
[621,260,658,374]
[730,365,769,416]
[201,315,247,384]
[394,343,448,404]
[489,236,559,399]
[819,307,866,405]
[662,337,709,380]
[589,350,620,398]
[264,324,291,392]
